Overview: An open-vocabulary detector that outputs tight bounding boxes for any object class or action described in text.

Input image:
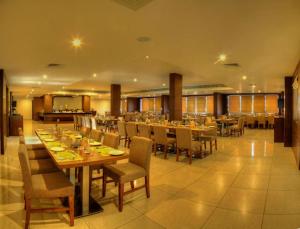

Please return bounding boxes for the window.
[228,95,240,113]
[266,95,278,113]
[241,95,252,113]
[254,95,265,113]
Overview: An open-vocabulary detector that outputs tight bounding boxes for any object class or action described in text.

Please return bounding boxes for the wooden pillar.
[43,94,53,113]
[82,95,91,112]
[127,97,139,112]
[284,76,293,147]
[278,91,284,116]
[161,95,169,115]
[111,84,121,117]
[169,73,182,121]
[0,69,8,155]
[213,93,228,118]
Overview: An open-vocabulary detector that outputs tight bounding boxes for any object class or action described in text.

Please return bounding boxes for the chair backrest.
[91,117,97,130]
[268,115,274,124]
[126,122,137,138]
[257,116,265,123]
[80,127,90,137]
[85,116,91,128]
[77,116,82,126]
[73,115,77,125]
[137,124,151,138]
[246,116,255,124]
[205,127,217,136]
[117,121,126,136]
[175,127,192,149]
[89,129,102,141]
[81,116,86,127]
[152,125,167,144]
[18,144,32,198]
[129,136,153,174]
[103,133,120,149]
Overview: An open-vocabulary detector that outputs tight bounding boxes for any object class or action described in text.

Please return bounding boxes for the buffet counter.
[39,112,95,123]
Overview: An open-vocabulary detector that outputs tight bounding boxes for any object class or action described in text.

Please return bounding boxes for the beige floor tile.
[198,170,238,187]
[232,174,270,190]
[266,190,300,214]
[262,214,300,229]
[84,203,142,229]
[203,208,263,229]
[269,174,300,190]
[241,164,272,175]
[146,198,215,229]
[119,215,165,229]
[175,180,229,205]
[219,188,267,214]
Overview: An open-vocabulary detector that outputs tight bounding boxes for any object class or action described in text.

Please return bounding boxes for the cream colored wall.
[16,98,32,119]
[90,98,111,115]
[53,96,82,110]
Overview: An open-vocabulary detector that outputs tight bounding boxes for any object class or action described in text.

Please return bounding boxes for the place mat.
[45,141,65,148]
[51,150,83,162]
[93,146,114,156]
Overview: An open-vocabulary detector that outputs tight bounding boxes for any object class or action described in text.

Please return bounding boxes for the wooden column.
[43,94,53,113]
[127,97,139,112]
[111,84,121,117]
[213,93,228,118]
[0,69,8,155]
[169,73,182,121]
[82,95,91,112]
[284,76,293,147]
[161,95,169,115]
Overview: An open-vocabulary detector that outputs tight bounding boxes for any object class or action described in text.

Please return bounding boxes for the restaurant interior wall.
[90,98,110,115]
[16,98,32,119]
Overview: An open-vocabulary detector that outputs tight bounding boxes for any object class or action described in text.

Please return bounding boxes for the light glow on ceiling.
[71,37,83,49]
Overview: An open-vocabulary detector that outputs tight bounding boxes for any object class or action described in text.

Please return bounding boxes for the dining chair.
[257,116,266,128]
[73,115,78,130]
[102,136,152,212]
[198,128,218,154]
[18,144,74,229]
[117,121,128,146]
[229,118,243,136]
[125,122,138,147]
[91,117,97,130]
[246,116,255,128]
[137,123,152,139]
[152,125,176,159]
[175,127,202,164]
[267,115,275,128]
[89,129,103,141]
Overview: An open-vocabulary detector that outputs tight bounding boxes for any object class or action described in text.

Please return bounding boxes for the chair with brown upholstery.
[125,122,138,147]
[89,129,103,141]
[152,125,176,159]
[198,127,218,154]
[89,133,120,189]
[267,115,275,128]
[257,116,266,128]
[246,116,255,128]
[117,121,128,146]
[18,144,74,229]
[229,118,244,136]
[102,136,152,212]
[175,127,202,164]
[90,117,97,130]
[137,123,151,139]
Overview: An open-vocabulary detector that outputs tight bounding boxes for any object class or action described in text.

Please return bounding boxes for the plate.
[44,138,55,142]
[50,147,65,152]
[39,132,49,135]
[109,150,124,156]
[90,141,101,146]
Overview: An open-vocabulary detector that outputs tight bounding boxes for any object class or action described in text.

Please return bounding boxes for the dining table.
[215,118,237,136]
[33,128,129,217]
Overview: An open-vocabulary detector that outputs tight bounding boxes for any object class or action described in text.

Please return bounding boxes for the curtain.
[241,95,252,113]
[182,97,187,113]
[228,95,240,113]
[197,96,206,113]
[254,95,265,113]
[187,96,196,113]
[266,95,278,113]
[207,96,214,113]
[155,97,161,112]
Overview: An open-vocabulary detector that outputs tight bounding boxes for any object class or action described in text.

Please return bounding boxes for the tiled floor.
[1,120,300,228]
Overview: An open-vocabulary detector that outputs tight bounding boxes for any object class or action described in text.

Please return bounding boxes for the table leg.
[82,166,90,215]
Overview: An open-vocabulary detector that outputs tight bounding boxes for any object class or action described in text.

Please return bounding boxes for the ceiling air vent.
[112,0,154,11]
[223,63,240,67]
[47,63,62,68]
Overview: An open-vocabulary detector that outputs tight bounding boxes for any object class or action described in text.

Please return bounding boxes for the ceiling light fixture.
[162,83,166,87]
[71,37,83,49]
[251,84,256,88]
[215,54,227,64]
[236,90,240,93]
[43,74,48,79]
[145,55,149,59]
[242,75,247,80]
[258,90,261,93]
[38,81,41,85]
[133,78,138,82]
[92,73,97,78]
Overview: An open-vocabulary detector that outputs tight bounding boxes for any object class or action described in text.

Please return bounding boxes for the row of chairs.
[117,121,217,164]
[245,115,274,128]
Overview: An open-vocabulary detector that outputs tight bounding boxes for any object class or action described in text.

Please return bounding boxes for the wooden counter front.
[40,112,93,123]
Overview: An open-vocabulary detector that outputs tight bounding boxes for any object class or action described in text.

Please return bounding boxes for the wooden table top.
[35,129,129,169]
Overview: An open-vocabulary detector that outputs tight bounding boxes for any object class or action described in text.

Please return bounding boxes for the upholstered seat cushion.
[28,149,50,160]
[191,141,201,152]
[103,162,146,183]
[31,171,74,198]
[30,159,59,175]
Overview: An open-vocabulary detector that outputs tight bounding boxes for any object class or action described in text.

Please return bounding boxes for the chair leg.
[130,181,134,190]
[210,140,212,154]
[154,143,157,156]
[118,183,124,212]
[215,139,217,150]
[176,148,180,161]
[164,144,168,159]
[188,150,192,164]
[68,196,74,226]
[102,173,107,197]
[145,176,150,198]
[25,198,31,229]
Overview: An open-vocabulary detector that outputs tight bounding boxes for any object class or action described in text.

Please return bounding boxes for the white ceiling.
[0,0,299,97]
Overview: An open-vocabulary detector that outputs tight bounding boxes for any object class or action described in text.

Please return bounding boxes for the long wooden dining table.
[34,128,129,217]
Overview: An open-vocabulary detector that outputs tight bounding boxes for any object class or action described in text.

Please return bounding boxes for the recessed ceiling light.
[219,54,227,62]
[71,37,83,48]
[43,74,48,79]
[133,78,138,82]
[258,90,261,93]
[162,83,166,87]
[31,89,34,92]
[242,75,247,80]
[251,84,256,88]
[92,73,97,78]
[236,90,240,93]
[145,55,149,59]
[38,81,41,85]
[193,91,197,95]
